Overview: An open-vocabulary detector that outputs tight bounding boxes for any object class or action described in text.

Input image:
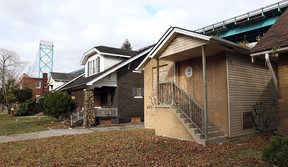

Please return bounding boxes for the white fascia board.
[87,48,151,86]
[80,48,101,65]
[149,27,174,59]
[174,28,211,41]
[101,52,131,58]
[54,73,85,92]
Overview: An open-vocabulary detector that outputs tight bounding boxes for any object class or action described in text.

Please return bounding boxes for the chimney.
[42,73,48,79]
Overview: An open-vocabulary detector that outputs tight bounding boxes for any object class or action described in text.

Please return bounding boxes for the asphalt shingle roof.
[95,46,137,57]
[251,9,288,53]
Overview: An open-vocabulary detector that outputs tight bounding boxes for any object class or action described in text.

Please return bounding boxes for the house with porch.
[136,27,278,144]
[251,8,288,135]
[59,45,152,126]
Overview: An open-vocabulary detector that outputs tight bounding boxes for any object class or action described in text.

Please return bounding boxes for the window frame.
[36,81,41,89]
[132,87,144,98]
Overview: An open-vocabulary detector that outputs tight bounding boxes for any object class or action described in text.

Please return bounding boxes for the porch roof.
[136,27,250,71]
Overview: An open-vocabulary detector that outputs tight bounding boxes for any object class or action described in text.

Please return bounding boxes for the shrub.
[15,98,40,116]
[16,87,33,103]
[262,136,288,166]
[42,91,76,119]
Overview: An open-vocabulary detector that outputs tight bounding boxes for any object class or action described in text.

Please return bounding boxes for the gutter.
[249,47,288,92]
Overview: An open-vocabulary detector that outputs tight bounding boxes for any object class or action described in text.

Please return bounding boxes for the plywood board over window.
[152,65,168,92]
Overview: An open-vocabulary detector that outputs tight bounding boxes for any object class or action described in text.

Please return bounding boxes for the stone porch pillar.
[83,89,95,126]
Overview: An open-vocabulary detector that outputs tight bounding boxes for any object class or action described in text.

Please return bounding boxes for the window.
[88,57,100,76]
[152,65,168,92]
[36,81,41,89]
[92,60,96,74]
[89,61,93,76]
[243,112,253,129]
[132,87,143,98]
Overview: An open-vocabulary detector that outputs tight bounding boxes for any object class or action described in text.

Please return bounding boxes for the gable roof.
[59,46,152,91]
[251,9,288,54]
[80,46,138,65]
[136,27,250,71]
[50,72,78,82]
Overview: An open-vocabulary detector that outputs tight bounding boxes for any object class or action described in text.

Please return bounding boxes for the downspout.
[265,53,278,91]
[202,45,208,141]
[156,59,160,104]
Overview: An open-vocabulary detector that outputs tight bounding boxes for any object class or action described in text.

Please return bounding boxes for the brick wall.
[278,52,288,135]
[71,90,84,111]
[18,75,48,98]
[144,54,229,136]
[178,54,228,135]
[117,57,145,120]
[144,59,175,128]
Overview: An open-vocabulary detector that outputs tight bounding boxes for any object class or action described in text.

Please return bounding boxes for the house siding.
[92,72,117,87]
[177,53,229,135]
[104,56,125,70]
[117,57,145,121]
[278,52,288,135]
[227,53,278,137]
[160,35,208,58]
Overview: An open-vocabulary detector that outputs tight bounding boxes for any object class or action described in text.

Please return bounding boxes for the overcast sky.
[0,0,280,77]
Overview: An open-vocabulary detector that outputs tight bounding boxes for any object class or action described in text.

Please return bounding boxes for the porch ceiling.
[159,43,228,62]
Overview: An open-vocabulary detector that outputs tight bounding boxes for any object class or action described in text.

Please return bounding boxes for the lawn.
[0,112,57,135]
[0,129,272,166]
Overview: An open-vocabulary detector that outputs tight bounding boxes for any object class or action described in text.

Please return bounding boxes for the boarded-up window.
[243,112,253,129]
[152,65,168,92]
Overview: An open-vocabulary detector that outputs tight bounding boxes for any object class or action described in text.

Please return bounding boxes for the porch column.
[83,89,95,126]
[202,45,208,140]
[156,59,160,104]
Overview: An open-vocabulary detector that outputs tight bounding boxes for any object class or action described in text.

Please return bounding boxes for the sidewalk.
[0,124,144,144]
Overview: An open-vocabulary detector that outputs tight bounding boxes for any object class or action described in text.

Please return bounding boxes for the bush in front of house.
[15,98,41,116]
[262,136,288,166]
[41,91,76,119]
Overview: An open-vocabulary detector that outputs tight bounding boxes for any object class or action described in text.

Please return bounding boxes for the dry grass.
[0,112,57,135]
[0,128,272,167]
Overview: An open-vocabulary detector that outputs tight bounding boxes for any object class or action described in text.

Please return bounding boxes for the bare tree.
[0,48,28,108]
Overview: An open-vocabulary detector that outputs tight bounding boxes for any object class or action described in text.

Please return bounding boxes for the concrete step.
[172,107,227,145]
[206,136,229,144]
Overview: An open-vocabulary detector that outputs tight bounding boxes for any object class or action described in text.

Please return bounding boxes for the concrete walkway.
[0,124,144,144]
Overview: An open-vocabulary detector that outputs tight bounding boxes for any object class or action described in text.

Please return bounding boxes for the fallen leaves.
[0,129,273,166]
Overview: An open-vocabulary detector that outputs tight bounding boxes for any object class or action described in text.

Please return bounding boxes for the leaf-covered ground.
[0,129,271,166]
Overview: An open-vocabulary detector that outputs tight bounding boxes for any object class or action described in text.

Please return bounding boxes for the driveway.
[0,124,144,144]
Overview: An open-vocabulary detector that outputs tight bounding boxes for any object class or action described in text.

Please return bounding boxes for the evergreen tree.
[121,39,132,50]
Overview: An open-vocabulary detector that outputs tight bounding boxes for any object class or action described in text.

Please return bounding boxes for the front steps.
[171,108,228,145]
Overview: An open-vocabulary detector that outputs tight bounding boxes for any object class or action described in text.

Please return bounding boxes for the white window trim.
[36,81,41,89]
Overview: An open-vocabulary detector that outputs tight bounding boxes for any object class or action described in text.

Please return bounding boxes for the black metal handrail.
[159,82,205,135]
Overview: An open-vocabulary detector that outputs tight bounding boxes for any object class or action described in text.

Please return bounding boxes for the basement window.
[132,87,143,98]
[243,112,253,129]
